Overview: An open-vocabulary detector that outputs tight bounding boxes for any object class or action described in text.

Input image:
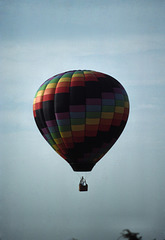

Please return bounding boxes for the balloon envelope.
[33,70,129,171]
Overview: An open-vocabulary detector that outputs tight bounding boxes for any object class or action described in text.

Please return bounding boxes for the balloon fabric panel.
[33,70,129,171]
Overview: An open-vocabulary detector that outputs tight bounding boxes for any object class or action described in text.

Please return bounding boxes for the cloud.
[138,104,157,110]
[1,0,165,43]
[1,33,165,80]
[0,108,33,133]
[2,33,164,57]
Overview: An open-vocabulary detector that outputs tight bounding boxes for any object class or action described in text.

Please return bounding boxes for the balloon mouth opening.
[70,162,95,172]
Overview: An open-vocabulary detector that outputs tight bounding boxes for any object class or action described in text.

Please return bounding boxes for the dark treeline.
[70,229,165,240]
[117,229,165,240]
[117,229,142,240]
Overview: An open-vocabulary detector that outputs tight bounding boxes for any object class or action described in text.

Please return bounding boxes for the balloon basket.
[79,184,88,192]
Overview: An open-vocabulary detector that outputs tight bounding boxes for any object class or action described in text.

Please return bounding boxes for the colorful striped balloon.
[33,70,129,171]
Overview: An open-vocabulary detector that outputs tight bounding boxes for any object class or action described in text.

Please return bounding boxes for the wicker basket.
[79,184,88,191]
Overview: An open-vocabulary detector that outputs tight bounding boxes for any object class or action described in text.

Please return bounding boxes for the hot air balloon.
[33,70,129,191]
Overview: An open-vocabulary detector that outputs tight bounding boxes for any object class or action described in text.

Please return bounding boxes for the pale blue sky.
[1,1,165,240]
